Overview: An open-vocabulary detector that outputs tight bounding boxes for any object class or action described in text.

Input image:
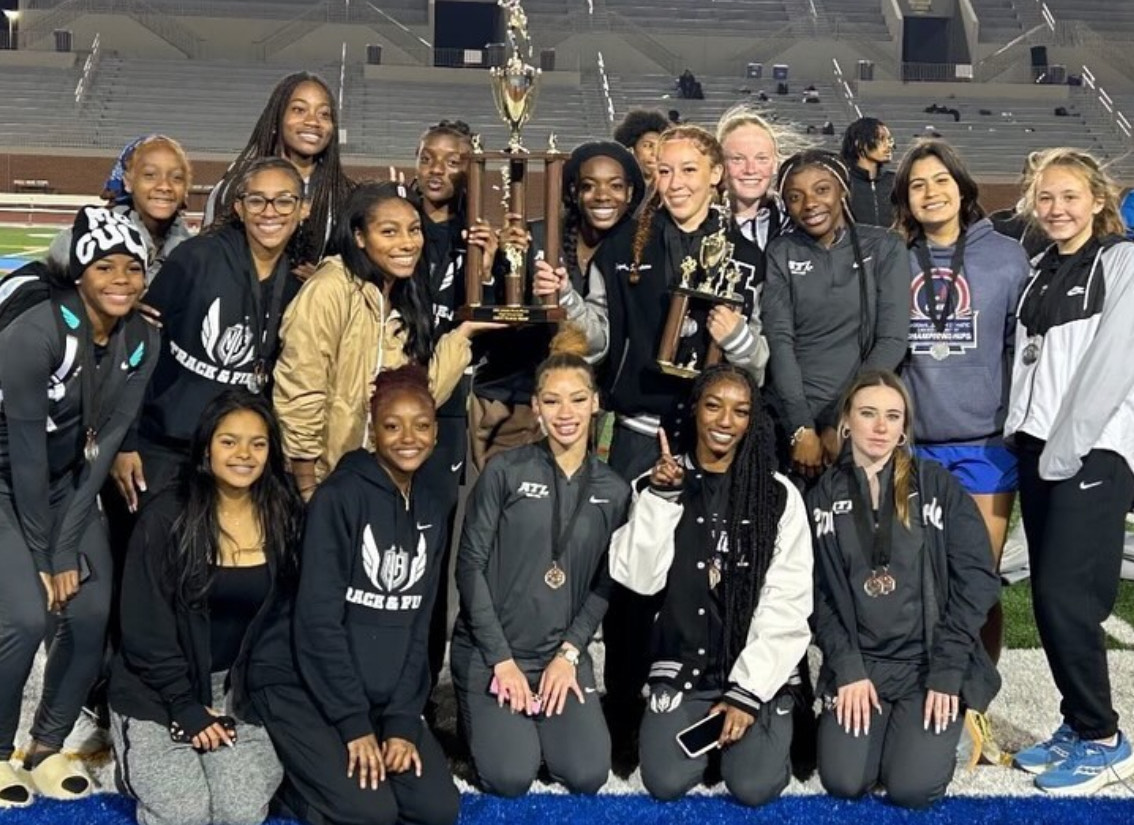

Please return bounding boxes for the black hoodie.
[138,224,302,447]
[250,449,447,746]
[847,165,896,228]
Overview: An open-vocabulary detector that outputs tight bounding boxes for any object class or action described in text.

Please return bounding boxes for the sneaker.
[61,709,112,764]
[1014,723,1078,775]
[1035,733,1134,795]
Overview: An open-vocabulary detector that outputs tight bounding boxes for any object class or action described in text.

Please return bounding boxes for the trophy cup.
[656,202,746,378]
[458,0,566,324]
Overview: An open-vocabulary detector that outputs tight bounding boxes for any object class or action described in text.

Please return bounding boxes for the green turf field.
[0,225,56,271]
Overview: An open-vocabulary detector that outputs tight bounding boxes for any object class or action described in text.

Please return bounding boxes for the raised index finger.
[657,427,672,460]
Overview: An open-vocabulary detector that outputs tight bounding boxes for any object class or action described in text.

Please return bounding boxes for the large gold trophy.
[458,0,565,324]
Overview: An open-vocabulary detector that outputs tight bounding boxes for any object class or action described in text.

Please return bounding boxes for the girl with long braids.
[111,158,308,510]
[205,71,352,275]
[608,363,812,805]
[247,365,459,825]
[763,149,909,480]
[810,370,999,809]
[534,125,770,772]
[272,181,494,500]
[477,140,643,467]
[452,328,629,796]
[108,390,301,825]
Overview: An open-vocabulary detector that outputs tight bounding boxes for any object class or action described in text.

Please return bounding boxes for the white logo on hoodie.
[201,298,256,368]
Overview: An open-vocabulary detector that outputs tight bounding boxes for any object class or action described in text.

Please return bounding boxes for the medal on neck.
[83,428,100,463]
[864,567,896,598]
[1022,335,1041,366]
[544,561,566,590]
[708,558,722,591]
[249,361,268,394]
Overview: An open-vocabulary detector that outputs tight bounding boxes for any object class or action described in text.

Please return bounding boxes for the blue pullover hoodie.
[904,218,1030,444]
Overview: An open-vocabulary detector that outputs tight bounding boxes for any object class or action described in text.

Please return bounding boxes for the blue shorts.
[913,444,1018,495]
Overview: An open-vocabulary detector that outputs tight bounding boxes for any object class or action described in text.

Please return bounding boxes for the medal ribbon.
[245,251,290,384]
[913,232,967,335]
[547,442,593,583]
[844,463,895,584]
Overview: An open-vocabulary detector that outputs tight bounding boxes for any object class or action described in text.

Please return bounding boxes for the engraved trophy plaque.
[458,0,565,324]
[656,203,746,378]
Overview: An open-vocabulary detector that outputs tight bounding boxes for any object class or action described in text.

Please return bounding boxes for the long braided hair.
[207,72,352,265]
[686,364,786,675]
[777,149,873,360]
[561,141,644,282]
[630,124,725,284]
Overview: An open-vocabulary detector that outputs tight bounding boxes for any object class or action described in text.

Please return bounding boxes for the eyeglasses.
[238,193,301,215]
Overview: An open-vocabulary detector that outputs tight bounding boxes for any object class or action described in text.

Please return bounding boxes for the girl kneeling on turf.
[608,364,813,806]
[810,370,1000,809]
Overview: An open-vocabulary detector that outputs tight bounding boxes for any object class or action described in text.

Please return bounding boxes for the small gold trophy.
[656,202,746,378]
[458,0,564,324]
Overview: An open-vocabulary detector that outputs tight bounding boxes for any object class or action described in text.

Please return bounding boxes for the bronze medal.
[877,569,897,595]
[863,574,884,598]
[544,562,566,590]
[249,362,268,394]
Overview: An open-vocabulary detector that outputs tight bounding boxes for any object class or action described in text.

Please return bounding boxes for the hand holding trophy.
[657,199,745,378]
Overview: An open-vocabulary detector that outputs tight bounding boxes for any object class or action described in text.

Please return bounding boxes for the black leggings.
[0,483,112,758]
[1018,446,1134,740]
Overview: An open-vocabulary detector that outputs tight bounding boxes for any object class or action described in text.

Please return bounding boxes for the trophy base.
[657,360,702,380]
[672,285,746,307]
[457,304,567,325]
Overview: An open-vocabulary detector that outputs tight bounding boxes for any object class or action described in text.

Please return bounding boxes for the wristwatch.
[556,646,580,666]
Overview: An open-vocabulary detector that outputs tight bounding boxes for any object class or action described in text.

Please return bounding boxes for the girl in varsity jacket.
[0,206,157,806]
[609,364,812,806]
[1006,149,1134,795]
[248,365,458,825]
[809,370,999,809]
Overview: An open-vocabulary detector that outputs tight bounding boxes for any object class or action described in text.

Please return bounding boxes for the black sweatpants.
[1018,446,1134,741]
[638,688,792,807]
[817,686,963,809]
[0,482,111,758]
[455,654,610,796]
[603,425,664,719]
[250,683,459,825]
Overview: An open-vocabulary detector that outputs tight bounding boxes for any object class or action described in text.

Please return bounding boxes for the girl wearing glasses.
[112,158,309,512]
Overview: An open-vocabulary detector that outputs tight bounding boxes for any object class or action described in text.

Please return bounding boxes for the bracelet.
[789,426,809,447]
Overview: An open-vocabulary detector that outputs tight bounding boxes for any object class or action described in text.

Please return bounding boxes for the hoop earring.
[838,426,850,440]
[897,433,908,446]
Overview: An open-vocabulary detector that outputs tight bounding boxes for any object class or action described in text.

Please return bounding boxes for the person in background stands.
[841,117,896,228]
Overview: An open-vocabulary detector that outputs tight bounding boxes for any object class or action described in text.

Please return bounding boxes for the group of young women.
[1,69,1132,824]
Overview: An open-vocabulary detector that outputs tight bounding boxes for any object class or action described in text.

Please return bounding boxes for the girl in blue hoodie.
[891,140,1029,759]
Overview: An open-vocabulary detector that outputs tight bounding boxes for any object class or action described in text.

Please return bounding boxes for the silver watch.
[557,646,580,666]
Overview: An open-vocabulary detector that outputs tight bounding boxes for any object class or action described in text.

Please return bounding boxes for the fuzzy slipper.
[0,762,35,808]
[28,753,92,800]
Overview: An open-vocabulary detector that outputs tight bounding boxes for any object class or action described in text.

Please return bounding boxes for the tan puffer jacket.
[273,255,471,482]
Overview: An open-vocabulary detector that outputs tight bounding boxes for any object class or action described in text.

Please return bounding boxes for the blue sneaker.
[1035,733,1134,795]
[1014,724,1078,774]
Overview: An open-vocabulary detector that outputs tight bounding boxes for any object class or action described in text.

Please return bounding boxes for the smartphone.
[676,711,726,758]
[489,675,543,715]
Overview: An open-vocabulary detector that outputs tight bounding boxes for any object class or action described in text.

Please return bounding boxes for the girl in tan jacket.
[274,181,497,498]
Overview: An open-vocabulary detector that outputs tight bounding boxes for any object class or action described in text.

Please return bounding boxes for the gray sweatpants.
[817,687,963,809]
[638,687,793,807]
[111,672,282,825]
[455,655,611,796]
[0,484,111,759]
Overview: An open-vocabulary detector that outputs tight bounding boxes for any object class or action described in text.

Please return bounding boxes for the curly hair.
[370,363,434,424]
[1023,147,1127,240]
[891,139,985,242]
[685,364,785,675]
[840,116,889,165]
[613,109,670,150]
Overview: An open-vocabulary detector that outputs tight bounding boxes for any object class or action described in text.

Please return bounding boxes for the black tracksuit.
[0,271,158,758]
[451,442,629,796]
[133,225,302,492]
[808,454,1000,808]
[248,450,458,825]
